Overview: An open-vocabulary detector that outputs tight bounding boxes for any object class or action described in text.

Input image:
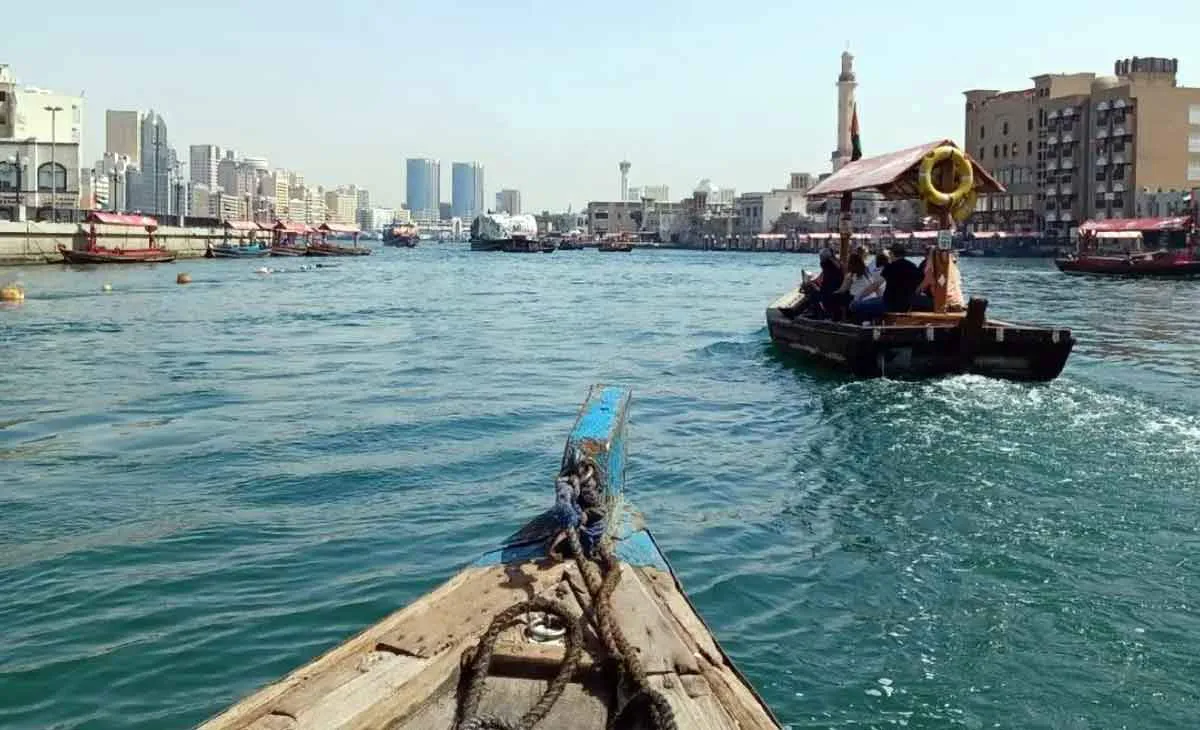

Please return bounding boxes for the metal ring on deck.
[526,612,568,643]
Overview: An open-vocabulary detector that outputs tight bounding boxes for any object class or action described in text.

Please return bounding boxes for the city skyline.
[4,1,1198,212]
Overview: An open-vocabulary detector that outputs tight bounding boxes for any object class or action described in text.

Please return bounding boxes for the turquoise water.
[2,248,1198,729]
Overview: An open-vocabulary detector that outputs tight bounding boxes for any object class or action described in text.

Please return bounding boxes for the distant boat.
[382,224,420,247]
[59,245,176,264]
[59,212,176,264]
[470,212,539,251]
[206,242,270,258]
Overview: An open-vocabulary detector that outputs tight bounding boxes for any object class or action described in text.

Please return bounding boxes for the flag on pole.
[850,104,863,162]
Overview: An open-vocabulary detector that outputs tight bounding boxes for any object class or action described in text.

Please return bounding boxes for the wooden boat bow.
[198,387,780,730]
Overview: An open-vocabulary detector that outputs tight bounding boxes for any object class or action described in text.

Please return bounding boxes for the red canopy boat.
[307,223,371,256]
[59,212,177,264]
[269,220,312,256]
[1055,216,1200,276]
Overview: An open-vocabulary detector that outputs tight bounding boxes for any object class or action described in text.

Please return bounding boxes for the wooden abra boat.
[767,139,1074,382]
[767,294,1073,381]
[270,221,312,256]
[307,223,372,256]
[59,212,176,264]
[199,386,781,730]
[598,242,633,253]
[207,243,270,258]
[1054,215,1199,277]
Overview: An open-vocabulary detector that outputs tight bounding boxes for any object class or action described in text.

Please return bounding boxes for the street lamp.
[44,105,63,222]
[4,153,27,222]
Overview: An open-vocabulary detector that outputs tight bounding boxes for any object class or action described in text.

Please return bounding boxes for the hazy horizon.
[7,0,1194,211]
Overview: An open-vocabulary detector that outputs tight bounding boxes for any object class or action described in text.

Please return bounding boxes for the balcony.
[1113,125,1127,137]
[1047,135,1059,145]
[1112,153,1126,165]
[1095,181,1107,193]
[1061,185,1073,197]
[1063,107,1077,117]
[1046,160,1058,171]
[1062,159,1074,170]
[1112,182,1126,193]
[1096,100,1110,111]
[1096,128,1109,139]
[1096,156,1108,167]
[1044,210,1058,222]
[1047,109,1060,119]
[1112,98,1126,109]
[1044,184,1059,196]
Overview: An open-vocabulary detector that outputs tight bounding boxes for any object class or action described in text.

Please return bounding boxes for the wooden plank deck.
[199,559,779,730]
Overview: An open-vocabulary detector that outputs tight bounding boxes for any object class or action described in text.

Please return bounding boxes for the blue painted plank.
[475,385,640,568]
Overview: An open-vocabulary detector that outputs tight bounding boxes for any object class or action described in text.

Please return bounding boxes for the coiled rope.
[457,456,677,730]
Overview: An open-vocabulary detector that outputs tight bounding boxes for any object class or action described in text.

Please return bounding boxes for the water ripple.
[1,252,1198,729]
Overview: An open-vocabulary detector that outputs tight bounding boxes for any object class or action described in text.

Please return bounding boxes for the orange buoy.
[176,273,192,285]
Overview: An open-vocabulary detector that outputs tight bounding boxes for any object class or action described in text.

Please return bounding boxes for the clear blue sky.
[6,0,1194,211]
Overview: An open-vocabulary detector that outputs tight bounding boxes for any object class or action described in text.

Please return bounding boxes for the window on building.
[978,147,985,160]
[1112,165,1125,181]
[1002,121,1009,135]
[1189,133,1200,153]
[980,125,985,138]
[1190,104,1200,125]
[1189,160,1200,181]
[37,162,67,192]
[0,161,17,191]
[993,144,999,158]
[1094,196,1106,209]
[1027,118,1033,132]
[1011,143,1019,157]
[1027,140,1033,156]
[1002,145,1009,158]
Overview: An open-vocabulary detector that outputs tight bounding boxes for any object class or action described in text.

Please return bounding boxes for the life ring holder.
[917,145,974,209]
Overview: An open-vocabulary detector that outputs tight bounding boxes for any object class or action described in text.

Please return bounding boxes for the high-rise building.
[356,187,370,211]
[451,161,485,221]
[126,110,179,217]
[105,110,140,166]
[406,158,440,221]
[965,56,1200,236]
[324,187,357,225]
[189,145,221,188]
[495,188,521,215]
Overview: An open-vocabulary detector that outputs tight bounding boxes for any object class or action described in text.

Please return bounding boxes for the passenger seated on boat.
[817,248,845,318]
[849,243,924,320]
[835,251,875,319]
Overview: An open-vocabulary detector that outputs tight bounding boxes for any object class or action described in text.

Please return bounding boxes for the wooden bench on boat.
[765,139,1075,382]
[198,386,781,730]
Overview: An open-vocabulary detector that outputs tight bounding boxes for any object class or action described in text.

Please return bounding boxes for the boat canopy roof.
[1079,216,1190,233]
[806,140,1004,200]
[318,222,361,234]
[223,220,268,231]
[86,212,158,229]
[273,220,311,233]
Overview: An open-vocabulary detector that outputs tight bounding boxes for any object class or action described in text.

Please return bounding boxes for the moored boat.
[198,386,781,730]
[58,212,176,264]
[767,138,1074,382]
[307,223,371,256]
[598,241,633,252]
[1054,215,1199,276]
[206,242,270,258]
[270,220,312,256]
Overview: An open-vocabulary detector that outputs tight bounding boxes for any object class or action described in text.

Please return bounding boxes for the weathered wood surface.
[198,559,780,730]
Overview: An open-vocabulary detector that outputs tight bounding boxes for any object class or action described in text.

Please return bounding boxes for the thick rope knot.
[552,474,583,529]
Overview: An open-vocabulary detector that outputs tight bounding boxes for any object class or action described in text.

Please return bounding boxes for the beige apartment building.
[964,57,1200,237]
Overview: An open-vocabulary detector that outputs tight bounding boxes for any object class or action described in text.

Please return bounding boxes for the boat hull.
[207,245,270,258]
[58,246,176,264]
[305,244,372,257]
[599,243,633,252]
[268,246,307,257]
[382,239,417,248]
[1055,255,1200,277]
[766,290,1073,382]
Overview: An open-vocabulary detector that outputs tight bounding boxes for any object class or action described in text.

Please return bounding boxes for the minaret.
[831,50,857,171]
[619,160,631,201]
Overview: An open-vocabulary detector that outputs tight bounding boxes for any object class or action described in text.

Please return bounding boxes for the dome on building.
[693,179,715,195]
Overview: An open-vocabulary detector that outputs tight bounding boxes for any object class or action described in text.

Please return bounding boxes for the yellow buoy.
[0,284,25,302]
[176,273,192,285]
